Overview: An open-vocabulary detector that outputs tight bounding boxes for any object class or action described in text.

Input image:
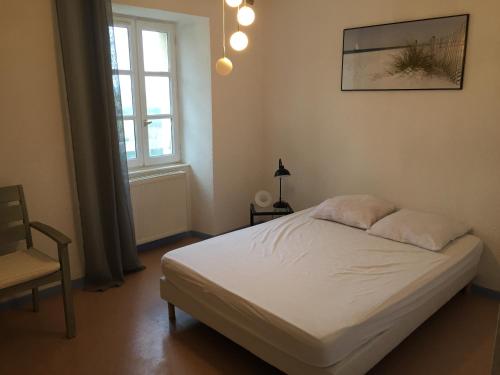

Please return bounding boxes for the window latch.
[143,120,153,127]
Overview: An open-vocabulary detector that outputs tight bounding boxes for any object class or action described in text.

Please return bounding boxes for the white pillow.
[367,209,471,251]
[311,195,396,229]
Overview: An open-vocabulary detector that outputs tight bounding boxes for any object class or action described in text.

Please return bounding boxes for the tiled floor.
[0,237,497,374]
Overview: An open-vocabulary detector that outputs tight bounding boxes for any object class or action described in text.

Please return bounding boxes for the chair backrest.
[0,185,32,252]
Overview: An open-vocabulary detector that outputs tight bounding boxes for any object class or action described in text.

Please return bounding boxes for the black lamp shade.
[274,159,291,177]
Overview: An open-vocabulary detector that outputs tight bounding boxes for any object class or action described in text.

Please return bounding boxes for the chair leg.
[61,273,76,338]
[32,288,39,312]
[59,247,76,339]
[168,302,176,321]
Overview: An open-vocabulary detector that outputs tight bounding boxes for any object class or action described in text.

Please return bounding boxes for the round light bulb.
[237,6,255,26]
[230,31,249,52]
[225,0,242,7]
[216,57,233,76]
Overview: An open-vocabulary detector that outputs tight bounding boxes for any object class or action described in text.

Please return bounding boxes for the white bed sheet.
[161,209,482,368]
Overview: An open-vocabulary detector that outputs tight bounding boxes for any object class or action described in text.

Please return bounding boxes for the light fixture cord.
[237,4,241,31]
[222,0,227,57]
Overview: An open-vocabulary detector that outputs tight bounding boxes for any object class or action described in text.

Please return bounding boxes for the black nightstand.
[250,203,294,226]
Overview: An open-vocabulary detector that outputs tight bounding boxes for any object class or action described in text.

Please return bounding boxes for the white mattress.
[161,209,482,368]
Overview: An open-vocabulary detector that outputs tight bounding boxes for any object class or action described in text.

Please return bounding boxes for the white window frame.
[113,15,181,169]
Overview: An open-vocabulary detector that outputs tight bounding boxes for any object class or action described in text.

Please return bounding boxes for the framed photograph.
[341,14,469,91]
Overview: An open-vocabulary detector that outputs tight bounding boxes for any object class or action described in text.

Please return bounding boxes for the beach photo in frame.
[341,14,469,91]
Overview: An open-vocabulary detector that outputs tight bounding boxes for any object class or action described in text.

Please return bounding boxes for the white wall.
[0,0,84,279]
[261,0,500,289]
[177,15,216,234]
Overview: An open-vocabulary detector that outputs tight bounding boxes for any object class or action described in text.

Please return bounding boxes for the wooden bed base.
[168,302,176,321]
[160,267,479,375]
[461,282,473,295]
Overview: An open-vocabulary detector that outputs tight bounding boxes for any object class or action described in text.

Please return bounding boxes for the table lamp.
[273,158,291,209]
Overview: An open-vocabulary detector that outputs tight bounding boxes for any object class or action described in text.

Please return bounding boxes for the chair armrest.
[30,222,72,246]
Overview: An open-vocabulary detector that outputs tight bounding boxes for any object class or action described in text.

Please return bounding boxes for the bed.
[160,208,482,374]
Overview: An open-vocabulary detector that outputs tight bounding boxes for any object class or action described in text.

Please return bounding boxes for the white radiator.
[129,171,190,245]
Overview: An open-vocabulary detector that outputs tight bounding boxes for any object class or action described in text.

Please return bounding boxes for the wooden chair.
[0,185,75,338]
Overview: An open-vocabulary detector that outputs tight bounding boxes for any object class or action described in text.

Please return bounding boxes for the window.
[111,16,180,169]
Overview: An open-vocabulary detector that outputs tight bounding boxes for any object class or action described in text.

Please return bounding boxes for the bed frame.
[161,262,476,375]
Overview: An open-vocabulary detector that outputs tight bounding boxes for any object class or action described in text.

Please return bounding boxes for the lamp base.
[273,200,290,209]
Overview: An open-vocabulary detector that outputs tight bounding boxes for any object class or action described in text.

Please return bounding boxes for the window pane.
[148,118,172,157]
[124,120,137,159]
[142,30,169,72]
[112,26,131,71]
[117,74,134,116]
[145,76,171,115]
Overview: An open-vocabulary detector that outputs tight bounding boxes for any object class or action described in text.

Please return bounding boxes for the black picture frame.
[341,14,470,91]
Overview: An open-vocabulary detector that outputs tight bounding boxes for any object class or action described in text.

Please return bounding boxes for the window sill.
[128,163,190,182]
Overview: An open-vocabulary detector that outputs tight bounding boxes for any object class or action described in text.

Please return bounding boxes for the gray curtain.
[56,0,144,290]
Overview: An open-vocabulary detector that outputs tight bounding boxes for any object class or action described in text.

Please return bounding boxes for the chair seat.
[0,249,60,289]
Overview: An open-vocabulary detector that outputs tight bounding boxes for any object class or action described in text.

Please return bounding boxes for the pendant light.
[225,0,242,7]
[230,4,249,52]
[237,1,255,26]
[216,0,233,76]
[230,30,249,51]
[216,57,233,76]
